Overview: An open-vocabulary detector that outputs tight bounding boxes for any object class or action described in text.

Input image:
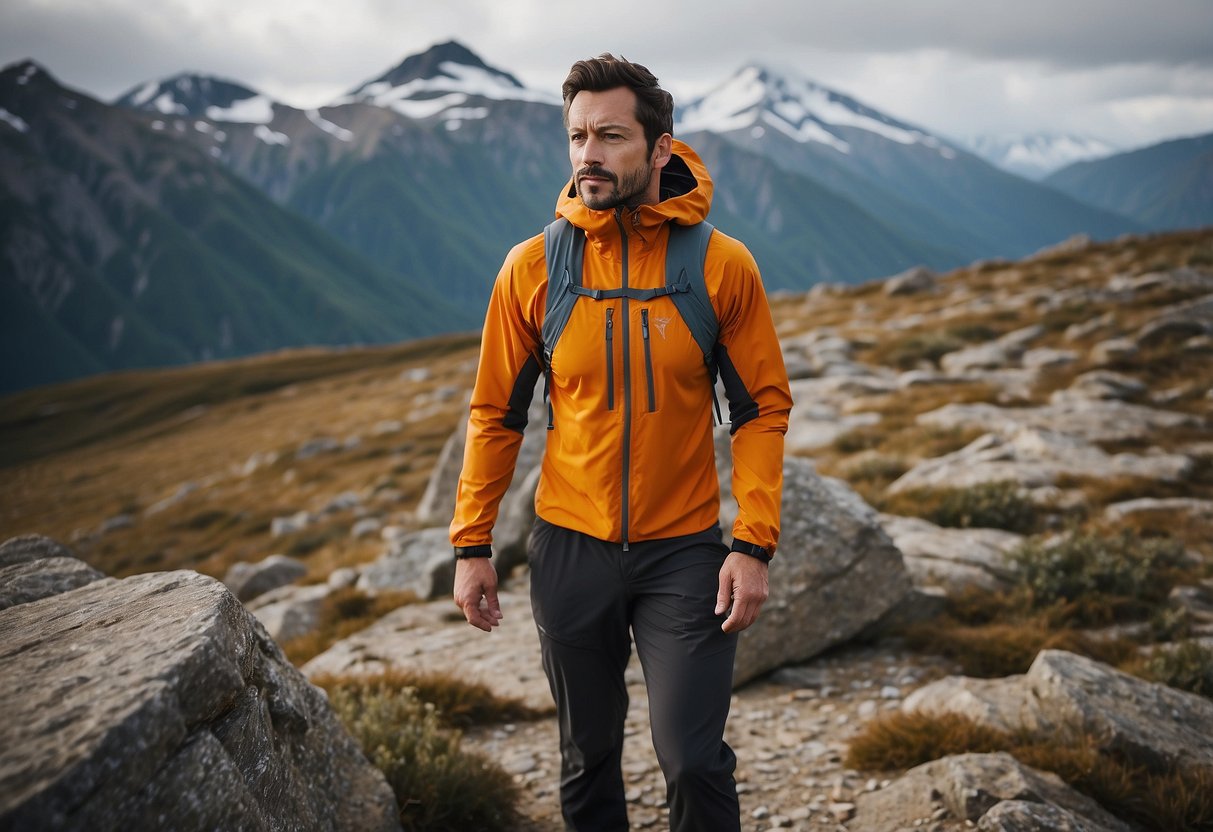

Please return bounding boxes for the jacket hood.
[555,139,713,242]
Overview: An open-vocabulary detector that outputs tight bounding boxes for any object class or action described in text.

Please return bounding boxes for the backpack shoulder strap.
[664,221,718,363]
[541,217,585,368]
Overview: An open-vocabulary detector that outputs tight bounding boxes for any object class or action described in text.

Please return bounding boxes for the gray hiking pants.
[528,517,741,832]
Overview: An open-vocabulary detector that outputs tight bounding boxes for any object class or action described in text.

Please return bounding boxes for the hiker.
[451,53,792,832]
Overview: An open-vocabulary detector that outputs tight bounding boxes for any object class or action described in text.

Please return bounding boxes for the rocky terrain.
[1,227,1211,829]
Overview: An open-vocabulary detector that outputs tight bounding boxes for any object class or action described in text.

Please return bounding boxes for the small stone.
[828,802,856,822]
[880,685,901,699]
[752,805,771,820]
[857,701,878,718]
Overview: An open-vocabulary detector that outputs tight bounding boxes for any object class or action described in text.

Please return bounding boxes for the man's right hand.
[453,557,503,632]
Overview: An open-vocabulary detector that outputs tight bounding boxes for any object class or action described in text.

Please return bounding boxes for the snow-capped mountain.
[115,73,278,124]
[677,64,955,159]
[337,39,558,124]
[964,133,1118,180]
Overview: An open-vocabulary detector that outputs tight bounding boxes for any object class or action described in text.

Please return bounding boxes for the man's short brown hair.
[562,54,674,154]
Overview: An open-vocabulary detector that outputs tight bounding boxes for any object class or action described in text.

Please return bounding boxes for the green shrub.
[882,481,1039,533]
[324,676,522,831]
[1138,641,1213,699]
[1010,530,1188,616]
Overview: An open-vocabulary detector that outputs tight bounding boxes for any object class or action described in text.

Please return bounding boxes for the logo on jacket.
[653,316,672,340]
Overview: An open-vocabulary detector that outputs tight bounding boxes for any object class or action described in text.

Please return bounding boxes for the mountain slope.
[1045,132,1213,231]
[679,64,1143,260]
[0,61,463,393]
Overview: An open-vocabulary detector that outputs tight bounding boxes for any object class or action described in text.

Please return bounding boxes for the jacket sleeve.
[710,234,792,556]
[449,239,545,549]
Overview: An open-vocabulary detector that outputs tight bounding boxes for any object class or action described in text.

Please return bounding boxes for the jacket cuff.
[453,544,493,560]
[730,538,772,563]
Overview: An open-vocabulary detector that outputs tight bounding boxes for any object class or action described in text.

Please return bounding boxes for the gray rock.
[144,482,199,516]
[732,456,912,686]
[270,510,313,537]
[851,752,1130,832]
[1090,337,1138,364]
[245,583,334,644]
[1049,370,1146,403]
[0,569,399,831]
[223,554,308,603]
[884,266,938,296]
[350,517,383,539]
[0,534,77,568]
[918,399,1201,444]
[1103,496,1213,524]
[889,428,1193,494]
[905,650,1213,780]
[321,490,362,514]
[295,436,342,460]
[416,390,547,573]
[877,514,1022,592]
[1022,348,1077,370]
[977,799,1123,831]
[356,527,455,600]
[98,514,134,534]
[0,556,106,611]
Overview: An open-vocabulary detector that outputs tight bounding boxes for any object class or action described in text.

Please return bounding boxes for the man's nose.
[578,135,603,167]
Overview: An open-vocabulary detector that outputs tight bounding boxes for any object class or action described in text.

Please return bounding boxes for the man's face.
[566,86,666,211]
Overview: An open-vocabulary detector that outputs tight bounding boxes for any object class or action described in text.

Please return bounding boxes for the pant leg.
[528,518,632,832]
[629,527,741,832]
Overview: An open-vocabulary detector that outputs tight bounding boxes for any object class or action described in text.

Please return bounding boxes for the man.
[451,54,791,832]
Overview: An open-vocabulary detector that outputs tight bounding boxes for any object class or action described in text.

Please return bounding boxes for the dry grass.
[312,667,551,729]
[319,670,524,831]
[0,335,480,580]
[880,481,1040,534]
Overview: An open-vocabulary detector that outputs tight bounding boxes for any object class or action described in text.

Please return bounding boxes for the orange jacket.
[450,140,792,555]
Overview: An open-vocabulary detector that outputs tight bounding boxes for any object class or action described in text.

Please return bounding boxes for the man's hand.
[453,557,503,632]
[715,552,769,633]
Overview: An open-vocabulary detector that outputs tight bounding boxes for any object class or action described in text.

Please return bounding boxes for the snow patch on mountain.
[305,109,353,142]
[0,107,29,133]
[965,133,1117,179]
[679,65,954,159]
[340,59,558,120]
[207,95,274,124]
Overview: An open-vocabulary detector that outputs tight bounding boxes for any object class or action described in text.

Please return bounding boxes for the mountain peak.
[338,39,558,120]
[965,132,1118,180]
[678,62,953,158]
[114,73,278,124]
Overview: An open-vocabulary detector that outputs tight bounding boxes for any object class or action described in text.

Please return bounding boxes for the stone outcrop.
[356,526,455,600]
[917,399,1202,444]
[222,553,307,602]
[877,514,1021,592]
[888,428,1192,495]
[0,557,399,831]
[0,535,104,611]
[904,650,1213,779]
[732,455,912,685]
[850,752,1130,832]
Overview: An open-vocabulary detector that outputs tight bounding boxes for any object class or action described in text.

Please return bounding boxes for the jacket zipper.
[605,307,615,411]
[616,210,632,552]
[641,309,655,412]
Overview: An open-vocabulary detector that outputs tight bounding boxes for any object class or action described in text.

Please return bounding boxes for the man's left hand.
[715,551,769,633]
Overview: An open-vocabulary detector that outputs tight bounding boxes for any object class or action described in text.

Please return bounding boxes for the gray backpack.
[540,218,721,428]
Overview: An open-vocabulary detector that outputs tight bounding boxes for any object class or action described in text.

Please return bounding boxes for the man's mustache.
[577,167,616,183]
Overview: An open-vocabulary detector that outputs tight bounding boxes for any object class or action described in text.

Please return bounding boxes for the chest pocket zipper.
[605,307,615,411]
[641,309,656,412]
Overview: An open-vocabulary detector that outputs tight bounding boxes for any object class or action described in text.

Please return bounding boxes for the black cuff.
[454,545,493,560]
[730,539,772,563]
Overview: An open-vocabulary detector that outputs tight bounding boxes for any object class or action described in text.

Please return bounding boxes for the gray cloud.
[1,0,1210,148]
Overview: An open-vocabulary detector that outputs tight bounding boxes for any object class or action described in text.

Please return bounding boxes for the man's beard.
[578,162,653,211]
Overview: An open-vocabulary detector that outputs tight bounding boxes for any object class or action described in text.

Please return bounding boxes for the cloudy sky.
[3,0,1211,150]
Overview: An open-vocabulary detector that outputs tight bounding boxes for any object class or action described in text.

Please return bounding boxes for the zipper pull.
[641,309,650,341]
[606,307,614,339]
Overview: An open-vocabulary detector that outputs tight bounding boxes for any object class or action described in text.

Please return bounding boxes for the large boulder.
[731,454,912,686]
[415,392,547,573]
[223,553,307,603]
[0,535,104,611]
[917,399,1202,445]
[905,650,1213,780]
[356,526,455,600]
[888,428,1192,495]
[850,752,1130,832]
[0,567,399,830]
[877,514,1022,592]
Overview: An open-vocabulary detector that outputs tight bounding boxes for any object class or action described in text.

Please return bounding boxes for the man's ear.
[652,133,673,170]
